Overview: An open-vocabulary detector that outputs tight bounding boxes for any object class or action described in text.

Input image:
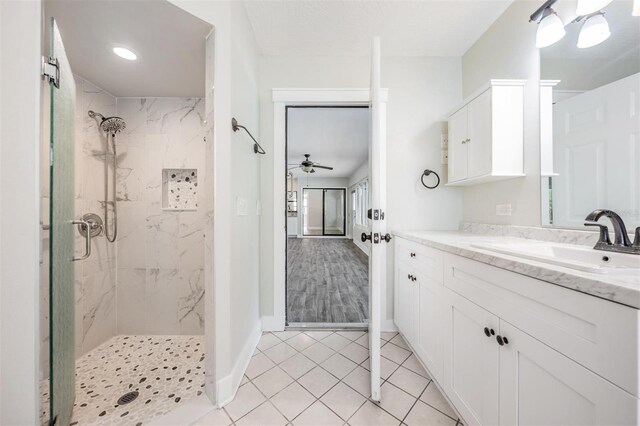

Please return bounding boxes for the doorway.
[285,106,369,326]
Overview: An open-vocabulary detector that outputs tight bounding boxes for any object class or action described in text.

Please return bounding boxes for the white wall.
[229,0,261,392]
[348,161,368,187]
[461,1,541,226]
[71,76,118,357]
[0,0,42,423]
[115,96,206,336]
[169,0,262,406]
[259,55,464,326]
[541,57,640,91]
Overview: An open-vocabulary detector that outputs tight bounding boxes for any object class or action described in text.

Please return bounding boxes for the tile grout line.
[231,330,421,426]
[238,331,351,424]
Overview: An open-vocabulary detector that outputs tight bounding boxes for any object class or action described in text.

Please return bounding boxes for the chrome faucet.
[584,209,640,255]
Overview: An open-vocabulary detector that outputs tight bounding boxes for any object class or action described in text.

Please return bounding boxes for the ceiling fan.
[288,154,334,174]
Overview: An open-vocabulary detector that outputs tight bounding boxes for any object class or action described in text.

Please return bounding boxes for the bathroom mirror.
[539,0,640,230]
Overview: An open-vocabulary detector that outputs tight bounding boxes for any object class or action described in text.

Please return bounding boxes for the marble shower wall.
[74,75,118,357]
[115,97,206,335]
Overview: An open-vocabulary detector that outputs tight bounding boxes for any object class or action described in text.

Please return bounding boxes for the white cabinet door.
[444,290,500,426]
[499,321,639,426]
[394,263,415,342]
[467,90,492,179]
[415,274,443,384]
[448,107,468,182]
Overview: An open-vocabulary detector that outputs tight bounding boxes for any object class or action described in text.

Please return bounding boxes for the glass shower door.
[48,17,77,426]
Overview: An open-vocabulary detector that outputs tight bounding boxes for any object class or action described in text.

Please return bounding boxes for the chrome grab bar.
[72,219,92,261]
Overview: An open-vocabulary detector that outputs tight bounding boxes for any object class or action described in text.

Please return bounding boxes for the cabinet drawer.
[395,238,444,283]
[444,253,640,397]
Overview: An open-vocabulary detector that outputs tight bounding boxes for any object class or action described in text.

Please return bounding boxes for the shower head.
[100,116,126,134]
[88,110,126,134]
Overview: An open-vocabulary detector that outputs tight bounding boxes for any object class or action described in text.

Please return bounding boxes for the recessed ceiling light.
[112,46,137,61]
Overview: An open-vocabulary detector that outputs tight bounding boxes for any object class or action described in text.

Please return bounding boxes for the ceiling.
[288,108,369,178]
[541,0,640,60]
[242,0,513,57]
[44,0,212,97]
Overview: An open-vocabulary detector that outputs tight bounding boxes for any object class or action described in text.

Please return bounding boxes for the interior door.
[552,73,640,228]
[368,36,386,402]
[48,17,77,426]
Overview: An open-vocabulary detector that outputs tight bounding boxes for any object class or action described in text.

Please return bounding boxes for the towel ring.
[421,169,440,189]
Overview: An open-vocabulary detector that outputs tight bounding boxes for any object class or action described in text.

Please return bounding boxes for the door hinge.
[42,56,60,89]
[367,209,385,221]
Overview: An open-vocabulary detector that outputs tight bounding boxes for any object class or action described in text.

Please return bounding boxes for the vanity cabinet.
[499,321,638,426]
[443,290,500,426]
[394,262,416,344]
[446,80,525,186]
[394,239,444,383]
[393,236,640,425]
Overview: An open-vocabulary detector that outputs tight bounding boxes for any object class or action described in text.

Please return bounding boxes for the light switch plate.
[496,204,512,216]
[256,200,262,216]
[441,134,449,149]
[236,197,248,216]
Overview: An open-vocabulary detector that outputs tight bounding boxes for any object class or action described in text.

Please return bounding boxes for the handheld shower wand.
[88,110,126,243]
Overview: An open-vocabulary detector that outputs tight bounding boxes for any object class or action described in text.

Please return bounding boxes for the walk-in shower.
[88,110,126,242]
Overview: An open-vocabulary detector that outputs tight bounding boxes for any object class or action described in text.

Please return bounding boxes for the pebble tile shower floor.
[42,335,205,426]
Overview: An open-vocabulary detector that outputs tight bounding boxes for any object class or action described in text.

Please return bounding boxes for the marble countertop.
[393,230,640,309]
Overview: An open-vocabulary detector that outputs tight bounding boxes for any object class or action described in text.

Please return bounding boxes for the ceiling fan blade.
[288,166,302,170]
[312,165,333,170]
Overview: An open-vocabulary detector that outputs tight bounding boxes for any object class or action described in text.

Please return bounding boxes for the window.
[354,179,369,227]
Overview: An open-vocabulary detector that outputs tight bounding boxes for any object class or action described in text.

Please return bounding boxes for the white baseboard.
[261,315,285,332]
[382,319,398,332]
[216,320,262,407]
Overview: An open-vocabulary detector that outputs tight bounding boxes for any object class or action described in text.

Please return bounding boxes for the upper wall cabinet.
[447,80,526,186]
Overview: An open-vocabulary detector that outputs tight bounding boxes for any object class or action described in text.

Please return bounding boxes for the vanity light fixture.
[530,1,566,48]
[112,46,137,61]
[576,0,613,16]
[577,13,611,48]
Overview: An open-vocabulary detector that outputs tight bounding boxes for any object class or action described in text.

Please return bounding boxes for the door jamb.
[270,89,388,331]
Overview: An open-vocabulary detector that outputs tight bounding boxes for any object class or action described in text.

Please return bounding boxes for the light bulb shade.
[536,12,566,48]
[577,14,611,48]
[302,165,312,172]
[576,0,613,16]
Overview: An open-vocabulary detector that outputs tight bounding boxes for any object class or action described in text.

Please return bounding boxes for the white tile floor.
[191,330,463,426]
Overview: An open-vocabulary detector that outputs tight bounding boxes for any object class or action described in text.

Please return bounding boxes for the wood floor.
[287,238,369,323]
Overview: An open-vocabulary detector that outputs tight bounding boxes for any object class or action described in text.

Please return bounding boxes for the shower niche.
[162,168,198,210]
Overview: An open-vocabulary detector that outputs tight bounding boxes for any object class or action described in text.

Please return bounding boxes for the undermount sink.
[471,242,640,275]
